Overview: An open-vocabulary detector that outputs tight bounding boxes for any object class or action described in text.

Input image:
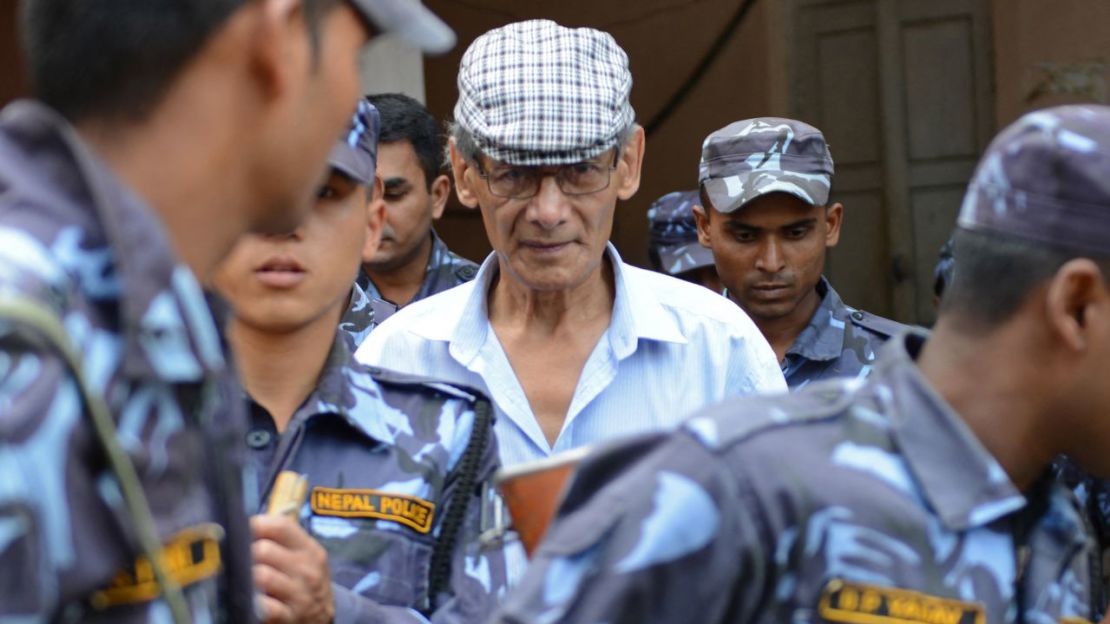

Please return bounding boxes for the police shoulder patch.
[311,487,436,534]
[818,579,985,624]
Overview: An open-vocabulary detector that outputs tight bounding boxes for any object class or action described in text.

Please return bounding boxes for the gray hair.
[447,121,640,167]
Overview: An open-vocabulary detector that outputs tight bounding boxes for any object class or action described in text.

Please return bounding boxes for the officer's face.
[215,169,383,333]
[366,140,449,271]
[246,4,371,236]
[696,193,843,323]
[449,128,645,292]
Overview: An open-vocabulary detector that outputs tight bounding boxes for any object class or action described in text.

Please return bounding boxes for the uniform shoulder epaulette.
[846,308,908,339]
[363,364,489,404]
[689,379,861,451]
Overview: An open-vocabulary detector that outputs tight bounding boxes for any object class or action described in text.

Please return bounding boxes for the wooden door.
[791,0,993,324]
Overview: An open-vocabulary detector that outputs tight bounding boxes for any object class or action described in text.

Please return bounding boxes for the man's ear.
[824,202,844,248]
[430,174,451,220]
[615,126,646,201]
[693,203,713,248]
[362,176,386,262]
[448,139,480,209]
[247,0,309,99]
[1045,258,1106,353]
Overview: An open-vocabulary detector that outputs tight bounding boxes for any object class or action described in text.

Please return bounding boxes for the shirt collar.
[785,277,847,363]
[338,282,378,349]
[4,101,224,382]
[879,331,1027,530]
[444,243,687,366]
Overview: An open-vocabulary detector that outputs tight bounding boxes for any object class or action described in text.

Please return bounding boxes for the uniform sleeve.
[332,584,431,624]
[0,329,88,618]
[492,431,771,624]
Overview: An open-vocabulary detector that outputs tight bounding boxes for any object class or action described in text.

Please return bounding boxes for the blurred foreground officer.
[0,0,452,622]
[215,103,506,623]
[358,20,785,468]
[646,190,722,292]
[495,105,1110,623]
[694,118,905,388]
[359,93,479,307]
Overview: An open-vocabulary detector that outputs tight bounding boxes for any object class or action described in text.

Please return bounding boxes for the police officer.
[646,190,722,292]
[0,1,452,621]
[214,102,507,623]
[693,118,905,387]
[494,105,1110,623]
[358,93,479,308]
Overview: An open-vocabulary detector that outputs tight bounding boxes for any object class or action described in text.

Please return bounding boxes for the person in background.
[358,20,785,469]
[646,190,722,292]
[494,104,1110,623]
[693,118,905,388]
[215,102,507,623]
[358,93,478,308]
[0,0,452,619]
[933,235,956,307]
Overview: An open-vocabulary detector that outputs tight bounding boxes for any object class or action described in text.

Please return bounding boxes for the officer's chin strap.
[0,297,191,624]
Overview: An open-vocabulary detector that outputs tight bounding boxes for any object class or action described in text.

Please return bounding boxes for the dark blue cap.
[328,100,380,186]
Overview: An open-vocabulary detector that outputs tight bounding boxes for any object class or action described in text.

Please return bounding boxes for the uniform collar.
[1,100,224,382]
[445,243,686,367]
[785,277,848,363]
[879,331,1027,531]
[338,282,383,349]
[293,330,396,444]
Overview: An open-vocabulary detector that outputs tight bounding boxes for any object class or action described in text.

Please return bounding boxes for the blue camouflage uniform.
[494,334,1098,623]
[0,101,254,621]
[646,190,716,277]
[243,327,508,623]
[782,277,906,388]
[358,231,479,306]
[339,282,398,348]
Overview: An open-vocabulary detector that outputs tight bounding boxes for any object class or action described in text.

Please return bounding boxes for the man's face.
[450,128,645,292]
[695,192,842,322]
[247,3,371,235]
[367,140,448,271]
[215,170,376,333]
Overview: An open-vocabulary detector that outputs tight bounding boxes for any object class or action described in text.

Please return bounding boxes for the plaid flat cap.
[699,118,834,214]
[454,19,635,166]
[328,100,380,186]
[958,105,1110,255]
[648,190,715,275]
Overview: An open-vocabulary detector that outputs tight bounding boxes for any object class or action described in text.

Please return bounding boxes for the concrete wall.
[423,0,785,267]
[992,0,1110,127]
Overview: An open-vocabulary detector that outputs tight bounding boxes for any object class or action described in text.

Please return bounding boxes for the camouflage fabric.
[0,101,254,621]
[934,236,956,299]
[494,333,1099,623]
[244,330,508,623]
[358,231,479,306]
[699,117,834,214]
[339,282,398,348]
[958,105,1110,255]
[782,278,906,388]
[646,190,715,276]
[1054,457,1110,619]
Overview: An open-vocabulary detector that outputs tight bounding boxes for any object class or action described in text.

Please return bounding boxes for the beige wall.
[992,0,1110,127]
[424,0,783,267]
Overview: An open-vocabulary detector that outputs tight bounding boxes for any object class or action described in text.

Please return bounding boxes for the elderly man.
[357,20,784,467]
[0,0,453,621]
[495,105,1110,623]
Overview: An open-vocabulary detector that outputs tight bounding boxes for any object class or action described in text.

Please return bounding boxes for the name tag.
[818,579,985,624]
[90,524,223,609]
[311,487,436,534]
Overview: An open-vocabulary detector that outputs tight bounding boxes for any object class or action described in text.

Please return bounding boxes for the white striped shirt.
[356,244,786,467]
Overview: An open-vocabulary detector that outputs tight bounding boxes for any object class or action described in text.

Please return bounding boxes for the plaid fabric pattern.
[454,19,635,166]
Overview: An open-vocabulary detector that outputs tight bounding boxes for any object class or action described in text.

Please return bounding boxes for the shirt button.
[852,311,865,321]
[246,430,272,449]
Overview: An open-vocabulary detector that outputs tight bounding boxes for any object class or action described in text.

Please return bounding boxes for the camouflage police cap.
[958,105,1110,255]
[698,117,835,214]
[328,100,380,186]
[349,0,455,54]
[647,190,715,275]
